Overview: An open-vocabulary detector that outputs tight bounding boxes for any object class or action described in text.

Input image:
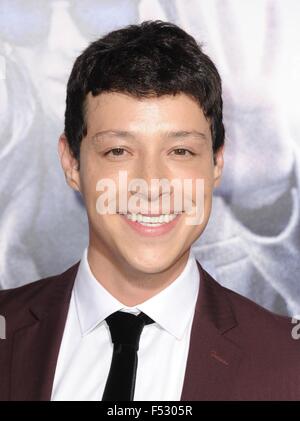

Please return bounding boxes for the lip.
[120,213,182,237]
[119,212,182,216]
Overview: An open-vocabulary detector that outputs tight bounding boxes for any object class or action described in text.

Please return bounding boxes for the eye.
[105,148,127,157]
[171,148,195,156]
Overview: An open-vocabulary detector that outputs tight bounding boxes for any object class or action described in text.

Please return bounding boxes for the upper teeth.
[124,213,179,224]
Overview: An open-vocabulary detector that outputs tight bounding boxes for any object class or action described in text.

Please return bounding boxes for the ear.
[213,145,224,188]
[58,133,81,192]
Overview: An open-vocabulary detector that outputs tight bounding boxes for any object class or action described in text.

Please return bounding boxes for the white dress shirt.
[51,248,200,401]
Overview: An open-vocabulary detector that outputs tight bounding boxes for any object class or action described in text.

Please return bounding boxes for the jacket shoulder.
[0,262,80,317]
[219,282,300,358]
[222,283,291,325]
[199,265,298,356]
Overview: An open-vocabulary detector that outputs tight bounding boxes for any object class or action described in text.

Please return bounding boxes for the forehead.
[84,91,210,134]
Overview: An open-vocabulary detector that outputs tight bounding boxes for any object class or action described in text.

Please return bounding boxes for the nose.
[47,1,87,54]
[131,155,172,208]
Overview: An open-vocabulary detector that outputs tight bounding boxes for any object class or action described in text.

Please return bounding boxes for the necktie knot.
[105,311,154,351]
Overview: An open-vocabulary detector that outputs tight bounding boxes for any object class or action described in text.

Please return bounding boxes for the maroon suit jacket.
[1,260,300,401]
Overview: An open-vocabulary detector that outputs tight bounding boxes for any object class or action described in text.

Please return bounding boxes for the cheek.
[80,171,97,204]
[79,166,105,216]
[80,152,106,197]
[171,154,214,179]
[177,167,214,203]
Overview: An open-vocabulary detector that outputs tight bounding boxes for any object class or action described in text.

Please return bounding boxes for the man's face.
[60,92,223,274]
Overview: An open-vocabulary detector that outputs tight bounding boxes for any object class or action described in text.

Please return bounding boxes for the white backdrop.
[1,0,300,316]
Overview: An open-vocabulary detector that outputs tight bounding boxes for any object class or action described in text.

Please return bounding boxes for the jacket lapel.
[181,262,242,400]
[10,263,79,401]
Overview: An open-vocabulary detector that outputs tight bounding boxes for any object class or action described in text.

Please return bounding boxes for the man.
[1,20,300,401]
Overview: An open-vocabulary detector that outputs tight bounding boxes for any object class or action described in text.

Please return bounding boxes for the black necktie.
[102,310,155,401]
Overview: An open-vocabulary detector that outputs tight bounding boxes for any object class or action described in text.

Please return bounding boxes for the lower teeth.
[138,222,166,227]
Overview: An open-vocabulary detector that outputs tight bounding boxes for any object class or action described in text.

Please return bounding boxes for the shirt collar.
[74,248,200,340]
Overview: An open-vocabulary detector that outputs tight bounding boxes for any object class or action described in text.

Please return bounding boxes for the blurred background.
[0,0,300,316]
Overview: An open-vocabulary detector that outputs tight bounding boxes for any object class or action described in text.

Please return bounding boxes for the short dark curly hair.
[64,20,225,164]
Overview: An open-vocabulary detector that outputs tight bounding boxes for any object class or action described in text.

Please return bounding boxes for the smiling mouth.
[119,212,183,226]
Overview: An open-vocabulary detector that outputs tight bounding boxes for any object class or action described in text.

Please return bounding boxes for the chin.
[121,248,183,275]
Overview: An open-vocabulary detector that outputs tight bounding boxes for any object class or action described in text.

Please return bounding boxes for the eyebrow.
[91,129,208,142]
[92,130,135,142]
[166,130,208,141]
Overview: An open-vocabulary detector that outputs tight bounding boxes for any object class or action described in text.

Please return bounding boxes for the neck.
[87,239,190,307]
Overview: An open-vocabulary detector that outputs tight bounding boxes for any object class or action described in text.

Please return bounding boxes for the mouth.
[118,212,183,236]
